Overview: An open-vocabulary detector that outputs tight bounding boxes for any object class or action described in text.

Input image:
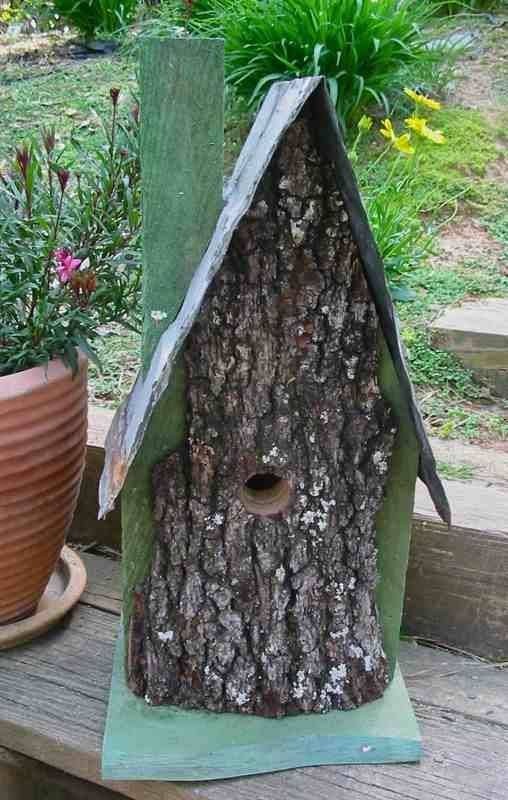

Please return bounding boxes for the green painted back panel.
[376,335,419,676]
[140,38,225,365]
[122,39,224,628]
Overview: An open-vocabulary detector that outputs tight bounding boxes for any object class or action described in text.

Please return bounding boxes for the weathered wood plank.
[70,406,120,549]
[404,521,508,660]
[0,595,507,800]
[431,298,508,397]
[401,640,508,726]
[409,480,508,660]
[81,552,122,615]
[190,709,508,800]
[0,605,187,800]
[414,479,507,536]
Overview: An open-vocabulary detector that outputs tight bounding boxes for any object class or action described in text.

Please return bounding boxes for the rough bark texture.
[128,109,397,717]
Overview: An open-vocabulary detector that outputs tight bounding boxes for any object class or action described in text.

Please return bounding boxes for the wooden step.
[407,478,508,659]
[431,298,508,397]
[0,552,507,800]
[71,407,508,660]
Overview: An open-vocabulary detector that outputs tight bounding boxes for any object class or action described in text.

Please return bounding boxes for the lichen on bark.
[128,108,397,717]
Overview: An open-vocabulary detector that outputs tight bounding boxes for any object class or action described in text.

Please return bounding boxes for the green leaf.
[75,335,103,373]
[390,284,417,302]
[62,341,79,376]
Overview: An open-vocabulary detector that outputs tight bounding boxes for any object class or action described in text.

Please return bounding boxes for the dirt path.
[431,21,508,274]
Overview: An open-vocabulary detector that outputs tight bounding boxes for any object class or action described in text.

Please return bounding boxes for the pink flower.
[55,248,81,284]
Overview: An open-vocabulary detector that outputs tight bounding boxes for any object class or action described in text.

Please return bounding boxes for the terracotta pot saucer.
[0,546,87,651]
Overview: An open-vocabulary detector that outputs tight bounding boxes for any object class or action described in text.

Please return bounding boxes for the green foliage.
[484,189,508,254]
[351,111,441,293]
[52,0,138,38]
[427,400,508,441]
[396,259,508,437]
[0,90,142,376]
[360,165,434,290]
[0,1,58,30]
[406,260,508,307]
[186,0,439,126]
[87,325,140,406]
[352,103,502,307]
[398,259,508,383]
[0,57,137,162]
[360,107,500,223]
[407,108,501,209]
[402,324,484,396]
[437,460,475,480]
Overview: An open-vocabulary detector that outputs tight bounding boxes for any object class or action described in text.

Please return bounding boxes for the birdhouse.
[100,39,449,781]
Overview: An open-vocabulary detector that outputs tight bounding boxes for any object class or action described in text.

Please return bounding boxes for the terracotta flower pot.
[0,355,88,625]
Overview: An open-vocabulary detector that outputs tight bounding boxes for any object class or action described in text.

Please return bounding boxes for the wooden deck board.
[0,553,507,800]
[81,552,122,615]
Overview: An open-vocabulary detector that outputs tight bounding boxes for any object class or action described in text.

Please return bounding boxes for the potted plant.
[0,89,141,624]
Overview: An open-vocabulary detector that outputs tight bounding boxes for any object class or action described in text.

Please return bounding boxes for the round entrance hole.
[240,472,291,516]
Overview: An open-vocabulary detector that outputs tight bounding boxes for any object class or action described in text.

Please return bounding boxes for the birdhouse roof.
[99,77,450,525]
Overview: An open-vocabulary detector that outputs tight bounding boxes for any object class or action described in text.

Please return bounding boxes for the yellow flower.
[393,134,415,155]
[404,87,442,111]
[405,115,427,135]
[380,119,415,155]
[380,118,396,142]
[405,115,446,144]
[421,125,446,145]
[358,114,373,132]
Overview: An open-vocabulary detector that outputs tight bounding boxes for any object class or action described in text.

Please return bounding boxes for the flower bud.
[110,87,120,107]
[42,126,56,155]
[15,146,30,180]
[57,168,70,193]
[358,115,373,133]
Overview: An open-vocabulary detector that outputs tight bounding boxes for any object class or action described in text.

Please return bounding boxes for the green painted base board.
[102,629,421,781]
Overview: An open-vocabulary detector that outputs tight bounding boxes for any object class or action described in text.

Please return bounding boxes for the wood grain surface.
[0,552,507,800]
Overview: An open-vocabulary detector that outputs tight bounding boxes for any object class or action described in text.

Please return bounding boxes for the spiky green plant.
[191,0,439,126]
[52,0,138,39]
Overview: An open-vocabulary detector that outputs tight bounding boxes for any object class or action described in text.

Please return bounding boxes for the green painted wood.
[102,628,421,781]
[140,38,225,366]
[121,38,224,627]
[375,335,419,678]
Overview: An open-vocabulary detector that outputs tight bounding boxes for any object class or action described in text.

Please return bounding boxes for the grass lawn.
[1,16,507,443]
[0,38,137,158]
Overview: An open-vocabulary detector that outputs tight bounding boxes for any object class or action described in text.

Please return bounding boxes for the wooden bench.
[1,551,507,800]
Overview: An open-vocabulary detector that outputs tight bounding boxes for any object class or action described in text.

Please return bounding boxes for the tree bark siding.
[129,109,397,717]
